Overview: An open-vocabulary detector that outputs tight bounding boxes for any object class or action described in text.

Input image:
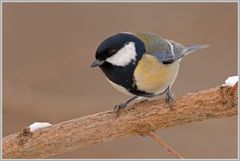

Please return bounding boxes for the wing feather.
[133,32,202,64]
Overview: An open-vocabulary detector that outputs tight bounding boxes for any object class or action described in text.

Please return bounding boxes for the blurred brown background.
[3,2,237,159]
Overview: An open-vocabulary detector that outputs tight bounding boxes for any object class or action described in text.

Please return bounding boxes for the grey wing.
[169,40,186,59]
[138,32,208,64]
[152,39,186,64]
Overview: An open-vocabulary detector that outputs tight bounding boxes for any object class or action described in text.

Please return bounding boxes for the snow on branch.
[225,76,238,87]
[28,122,52,132]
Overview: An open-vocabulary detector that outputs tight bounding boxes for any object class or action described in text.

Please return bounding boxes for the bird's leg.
[114,96,138,117]
[165,86,175,110]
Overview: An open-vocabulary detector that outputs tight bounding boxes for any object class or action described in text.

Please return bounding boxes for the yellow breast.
[134,54,179,94]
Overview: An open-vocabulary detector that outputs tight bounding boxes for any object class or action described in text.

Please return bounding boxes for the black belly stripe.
[100,62,153,97]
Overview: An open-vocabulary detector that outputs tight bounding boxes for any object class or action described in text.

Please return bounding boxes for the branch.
[148,131,183,159]
[2,84,238,159]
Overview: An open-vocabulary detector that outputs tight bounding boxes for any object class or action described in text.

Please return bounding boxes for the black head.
[91,33,145,67]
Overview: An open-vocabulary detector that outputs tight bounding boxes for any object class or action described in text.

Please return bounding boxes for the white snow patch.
[29,122,52,132]
[224,76,238,87]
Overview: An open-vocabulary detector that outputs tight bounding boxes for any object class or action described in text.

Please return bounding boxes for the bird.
[91,32,208,115]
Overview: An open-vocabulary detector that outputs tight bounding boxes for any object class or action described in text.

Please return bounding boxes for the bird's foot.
[114,103,127,117]
[113,96,139,117]
[165,88,175,111]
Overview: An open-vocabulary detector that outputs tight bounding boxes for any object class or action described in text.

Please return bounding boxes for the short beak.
[90,59,104,68]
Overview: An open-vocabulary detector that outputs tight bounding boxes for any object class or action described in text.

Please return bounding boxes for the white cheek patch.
[106,42,137,66]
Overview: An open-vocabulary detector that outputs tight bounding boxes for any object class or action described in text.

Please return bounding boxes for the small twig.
[148,131,183,159]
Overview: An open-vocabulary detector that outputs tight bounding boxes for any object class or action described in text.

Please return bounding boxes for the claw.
[113,96,138,117]
[114,103,127,117]
[165,86,175,110]
[165,95,175,110]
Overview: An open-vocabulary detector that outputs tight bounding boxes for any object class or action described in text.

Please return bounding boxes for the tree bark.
[2,85,238,159]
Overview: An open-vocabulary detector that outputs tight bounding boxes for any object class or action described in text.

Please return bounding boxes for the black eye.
[125,42,130,45]
[110,49,117,54]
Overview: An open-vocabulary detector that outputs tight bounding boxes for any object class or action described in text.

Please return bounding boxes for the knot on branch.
[218,83,238,108]
[133,122,156,136]
[17,127,32,145]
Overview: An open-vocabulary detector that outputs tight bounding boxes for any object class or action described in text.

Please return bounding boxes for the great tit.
[91,32,208,114]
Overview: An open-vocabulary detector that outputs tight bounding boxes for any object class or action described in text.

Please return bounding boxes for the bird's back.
[133,32,186,62]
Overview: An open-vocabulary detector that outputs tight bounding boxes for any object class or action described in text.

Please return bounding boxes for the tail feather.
[184,44,210,55]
